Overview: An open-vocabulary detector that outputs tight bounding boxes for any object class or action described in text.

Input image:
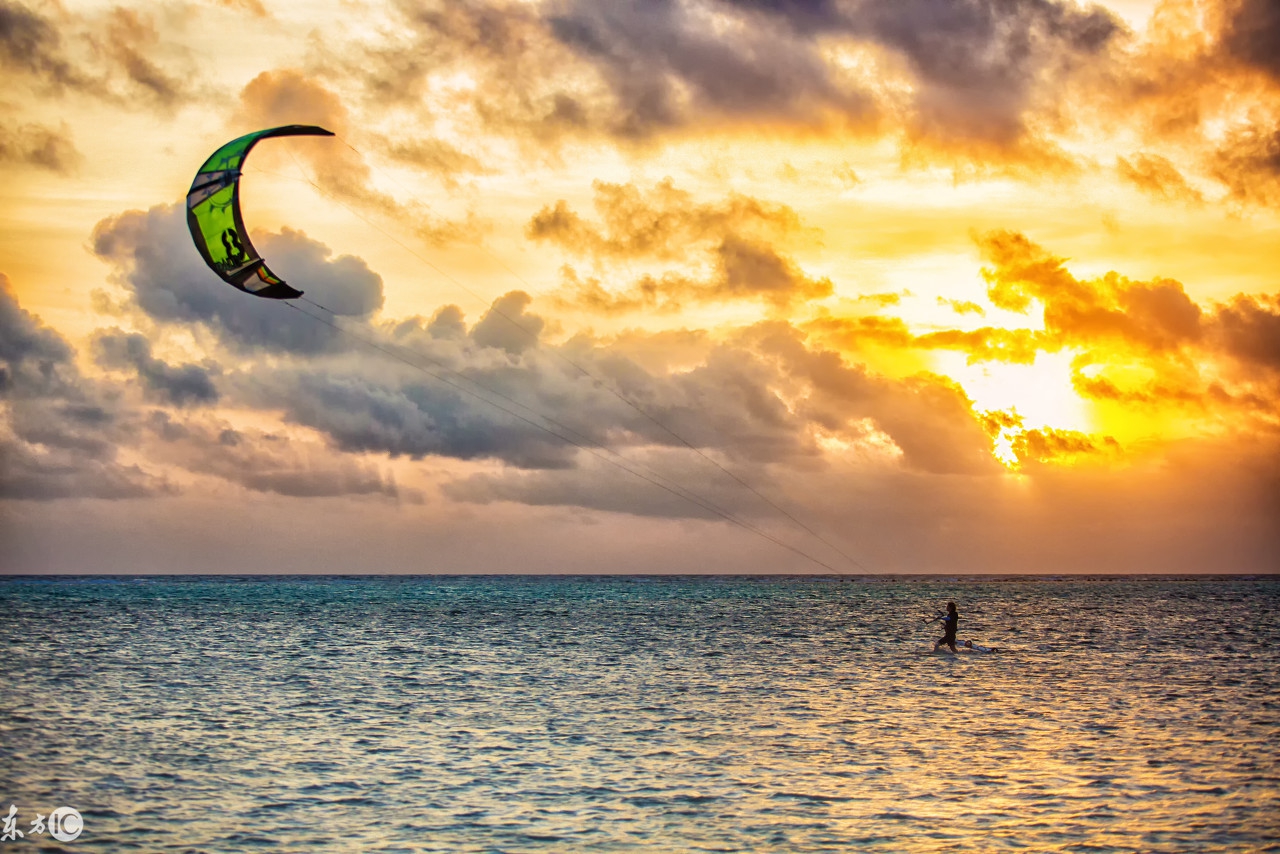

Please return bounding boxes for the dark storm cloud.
[836,0,1119,145]
[92,329,220,406]
[1220,0,1280,82]
[540,0,1119,144]
[0,275,166,500]
[0,272,73,395]
[233,365,587,470]
[91,203,381,354]
[444,317,1006,518]
[0,442,164,500]
[544,0,869,136]
[360,0,1119,154]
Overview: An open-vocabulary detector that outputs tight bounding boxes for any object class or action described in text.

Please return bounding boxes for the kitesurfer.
[931,601,959,653]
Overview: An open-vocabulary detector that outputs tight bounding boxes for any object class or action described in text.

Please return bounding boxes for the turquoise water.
[1,575,1277,852]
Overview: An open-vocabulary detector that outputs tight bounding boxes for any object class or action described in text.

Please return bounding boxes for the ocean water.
[1,575,1277,852]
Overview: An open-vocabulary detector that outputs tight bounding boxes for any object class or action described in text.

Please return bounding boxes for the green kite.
[186,125,334,299]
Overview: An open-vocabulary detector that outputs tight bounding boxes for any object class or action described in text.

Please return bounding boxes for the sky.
[1,0,1277,574]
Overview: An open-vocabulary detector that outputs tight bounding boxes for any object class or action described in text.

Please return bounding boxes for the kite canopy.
[186,125,334,300]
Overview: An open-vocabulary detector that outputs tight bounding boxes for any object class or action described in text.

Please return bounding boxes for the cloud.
[0,1,202,110]
[1105,0,1280,207]
[971,230,1280,414]
[98,7,188,108]
[80,200,1277,524]
[937,296,984,316]
[1219,0,1280,82]
[745,322,998,474]
[978,230,1203,351]
[210,0,268,19]
[0,272,73,395]
[913,327,1048,364]
[714,237,834,307]
[834,0,1121,149]
[804,314,914,352]
[1117,152,1205,204]
[442,450,734,520]
[1211,122,1280,207]
[544,0,872,136]
[0,439,165,501]
[141,411,403,499]
[0,121,79,172]
[1210,293,1280,374]
[527,178,805,261]
[0,274,166,500]
[236,69,483,245]
[347,0,1119,159]
[0,0,82,91]
[547,0,1118,147]
[91,203,381,354]
[381,134,491,186]
[92,329,220,406]
[1,273,402,501]
[557,237,834,314]
[238,67,351,135]
[231,364,588,470]
[1010,426,1121,466]
[533,180,828,312]
[470,291,546,355]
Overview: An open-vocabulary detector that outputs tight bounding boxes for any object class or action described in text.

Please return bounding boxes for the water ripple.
[1,574,1277,852]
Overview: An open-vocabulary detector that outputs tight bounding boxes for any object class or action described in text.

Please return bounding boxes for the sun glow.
[937,351,1091,433]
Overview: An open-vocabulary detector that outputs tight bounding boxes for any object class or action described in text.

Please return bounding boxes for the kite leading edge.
[186,125,335,300]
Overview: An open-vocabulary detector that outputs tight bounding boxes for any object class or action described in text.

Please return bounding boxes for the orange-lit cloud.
[2,0,1278,575]
[527,179,806,261]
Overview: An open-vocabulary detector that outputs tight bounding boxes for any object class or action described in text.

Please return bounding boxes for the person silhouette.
[932,602,958,653]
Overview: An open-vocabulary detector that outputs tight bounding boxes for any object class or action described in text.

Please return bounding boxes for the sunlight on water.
[1,575,1277,852]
